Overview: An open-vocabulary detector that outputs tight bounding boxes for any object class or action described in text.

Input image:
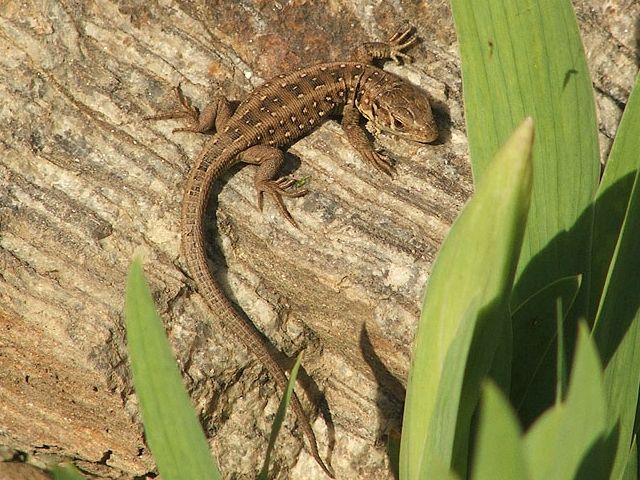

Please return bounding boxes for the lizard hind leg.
[144,83,239,134]
[239,145,308,228]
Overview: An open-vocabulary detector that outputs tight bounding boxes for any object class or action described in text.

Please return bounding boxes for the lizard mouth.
[418,127,439,143]
[398,126,438,144]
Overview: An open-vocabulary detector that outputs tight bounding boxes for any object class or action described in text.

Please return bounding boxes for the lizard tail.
[180,141,335,478]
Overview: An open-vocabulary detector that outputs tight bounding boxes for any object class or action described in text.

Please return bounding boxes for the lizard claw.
[256,176,308,228]
[388,26,418,64]
[365,150,395,177]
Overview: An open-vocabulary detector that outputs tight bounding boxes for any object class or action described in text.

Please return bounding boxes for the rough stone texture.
[0,1,636,479]
[0,461,50,480]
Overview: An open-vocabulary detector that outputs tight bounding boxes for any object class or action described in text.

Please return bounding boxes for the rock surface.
[0,1,637,479]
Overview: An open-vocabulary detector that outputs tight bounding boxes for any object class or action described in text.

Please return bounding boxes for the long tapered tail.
[180,139,334,477]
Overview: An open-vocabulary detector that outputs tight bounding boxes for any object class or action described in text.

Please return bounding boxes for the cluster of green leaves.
[397,0,640,479]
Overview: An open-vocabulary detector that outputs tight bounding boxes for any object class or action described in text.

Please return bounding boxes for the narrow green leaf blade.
[586,72,640,480]
[126,258,221,480]
[554,324,607,479]
[510,275,581,426]
[418,296,480,479]
[555,296,566,405]
[524,323,606,480]
[522,405,564,480]
[621,437,637,480]
[400,119,533,479]
[592,169,640,479]
[473,382,529,480]
[258,352,304,480]
[450,0,599,309]
[588,74,640,323]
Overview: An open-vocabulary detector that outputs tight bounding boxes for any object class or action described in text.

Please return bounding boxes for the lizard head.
[357,77,438,143]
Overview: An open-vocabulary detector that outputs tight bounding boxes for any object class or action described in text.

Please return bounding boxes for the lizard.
[146,26,437,478]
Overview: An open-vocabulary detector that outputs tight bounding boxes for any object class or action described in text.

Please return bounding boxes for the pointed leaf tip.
[507,117,535,155]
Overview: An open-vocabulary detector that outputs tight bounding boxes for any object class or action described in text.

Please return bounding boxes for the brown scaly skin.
[146,26,437,478]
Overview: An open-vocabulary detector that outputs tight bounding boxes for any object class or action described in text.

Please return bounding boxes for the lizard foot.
[364,150,395,176]
[256,177,308,228]
[388,26,418,64]
[144,84,206,133]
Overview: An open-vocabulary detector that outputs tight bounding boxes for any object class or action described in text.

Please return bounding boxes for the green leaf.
[510,275,581,426]
[418,296,480,479]
[588,73,640,480]
[422,461,461,480]
[524,323,607,480]
[400,118,533,479]
[473,382,529,480]
[450,0,599,310]
[258,352,304,480]
[554,295,566,404]
[573,425,619,480]
[522,405,563,477]
[51,463,87,480]
[588,74,640,323]
[126,258,221,480]
[592,170,640,478]
[621,437,637,480]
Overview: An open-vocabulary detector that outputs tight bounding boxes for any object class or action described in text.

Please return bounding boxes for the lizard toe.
[389,26,417,48]
[366,150,396,176]
[255,178,307,226]
[390,51,413,64]
[144,83,214,133]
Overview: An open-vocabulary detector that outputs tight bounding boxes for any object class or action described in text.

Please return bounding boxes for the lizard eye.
[392,117,405,130]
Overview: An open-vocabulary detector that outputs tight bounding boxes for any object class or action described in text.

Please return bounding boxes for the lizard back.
[215,61,409,151]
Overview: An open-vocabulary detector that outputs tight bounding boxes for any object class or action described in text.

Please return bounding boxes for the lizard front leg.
[341,104,395,176]
[350,25,418,65]
[238,145,308,227]
[145,84,239,134]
